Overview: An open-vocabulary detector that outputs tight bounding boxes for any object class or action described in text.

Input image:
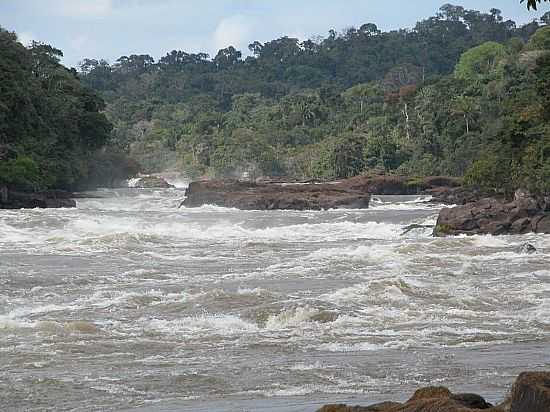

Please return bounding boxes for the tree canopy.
[0,27,135,190]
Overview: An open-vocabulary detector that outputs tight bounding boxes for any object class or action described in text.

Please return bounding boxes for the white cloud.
[53,0,113,17]
[212,15,253,53]
[17,31,36,46]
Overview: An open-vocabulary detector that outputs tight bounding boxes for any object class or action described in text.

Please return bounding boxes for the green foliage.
[0,156,42,190]
[454,42,507,82]
[0,26,128,191]
[526,26,550,50]
[464,155,510,191]
[68,6,550,196]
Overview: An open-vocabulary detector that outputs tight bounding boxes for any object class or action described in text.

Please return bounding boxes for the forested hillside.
[0,27,136,191]
[78,5,550,193]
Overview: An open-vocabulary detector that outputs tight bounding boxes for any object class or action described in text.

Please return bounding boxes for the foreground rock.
[130,175,175,189]
[318,371,550,412]
[0,188,76,209]
[182,180,371,210]
[434,190,550,236]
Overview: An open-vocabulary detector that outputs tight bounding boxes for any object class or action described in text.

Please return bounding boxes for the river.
[1,187,549,411]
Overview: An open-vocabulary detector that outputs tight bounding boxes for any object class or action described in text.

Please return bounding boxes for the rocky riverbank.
[0,187,76,209]
[318,371,550,412]
[434,189,550,236]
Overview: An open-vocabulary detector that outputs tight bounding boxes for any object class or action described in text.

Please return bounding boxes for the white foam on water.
[305,243,400,265]
[289,361,325,371]
[317,341,384,352]
[0,315,35,330]
[142,314,259,336]
[265,307,321,329]
[0,214,406,254]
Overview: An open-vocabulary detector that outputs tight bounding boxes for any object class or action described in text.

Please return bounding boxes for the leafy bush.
[0,156,42,190]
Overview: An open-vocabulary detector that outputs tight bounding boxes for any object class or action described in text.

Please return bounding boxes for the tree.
[526,26,550,50]
[455,41,507,81]
[451,96,479,134]
[343,83,380,114]
[523,0,549,10]
[214,46,242,70]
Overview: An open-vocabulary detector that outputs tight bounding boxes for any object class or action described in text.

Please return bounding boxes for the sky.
[0,0,548,68]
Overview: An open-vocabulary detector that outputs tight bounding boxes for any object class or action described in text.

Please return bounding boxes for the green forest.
[2,4,550,194]
[0,27,138,191]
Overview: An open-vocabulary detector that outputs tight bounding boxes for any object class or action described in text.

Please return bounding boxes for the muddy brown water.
[1,188,549,411]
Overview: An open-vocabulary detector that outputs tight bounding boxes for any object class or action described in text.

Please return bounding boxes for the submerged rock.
[0,189,76,209]
[519,243,537,254]
[182,180,371,210]
[434,190,550,236]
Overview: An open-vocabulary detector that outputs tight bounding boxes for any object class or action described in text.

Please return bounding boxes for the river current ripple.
[1,188,549,411]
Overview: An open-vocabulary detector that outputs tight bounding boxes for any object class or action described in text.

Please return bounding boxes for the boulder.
[182,179,371,210]
[317,371,550,412]
[509,372,550,412]
[0,189,76,209]
[434,194,550,237]
[317,386,495,412]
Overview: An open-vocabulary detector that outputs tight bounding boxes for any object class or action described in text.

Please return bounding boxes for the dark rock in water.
[182,174,467,210]
[318,387,495,411]
[339,175,461,196]
[426,186,499,206]
[510,372,550,412]
[131,175,174,189]
[182,179,371,210]
[317,371,550,412]
[401,224,434,236]
[519,243,537,254]
[0,188,76,209]
[434,190,550,236]
[318,402,402,412]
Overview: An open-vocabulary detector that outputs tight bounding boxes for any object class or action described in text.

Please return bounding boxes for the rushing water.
[1,187,550,412]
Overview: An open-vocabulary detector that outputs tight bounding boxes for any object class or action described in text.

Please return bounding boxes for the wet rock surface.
[434,190,550,236]
[182,179,371,210]
[182,175,463,210]
[318,371,550,412]
[0,188,76,209]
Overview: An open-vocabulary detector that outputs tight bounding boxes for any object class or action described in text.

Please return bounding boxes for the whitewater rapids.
[1,188,549,411]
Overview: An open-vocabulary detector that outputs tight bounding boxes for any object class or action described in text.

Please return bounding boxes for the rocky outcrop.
[182,180,371,210]
[0,188,76,209]
[130,175,175,189]
[426,186,500,206]
[434,190,550,236]
[340,175,462,196]
[318,371,550,412]
[319,387,495,412]
[182,175,466,210]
